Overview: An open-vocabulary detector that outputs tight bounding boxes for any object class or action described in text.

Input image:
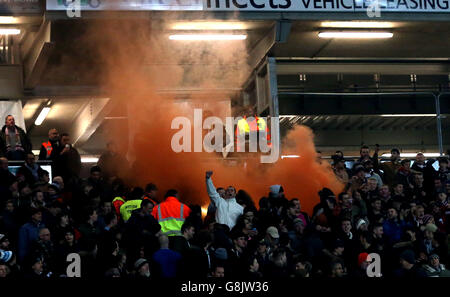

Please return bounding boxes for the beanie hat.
[0,250,13,263]
[399,249,416,265]
[429,254,440,260]
[214,248,228,260]
[358,252,370,267]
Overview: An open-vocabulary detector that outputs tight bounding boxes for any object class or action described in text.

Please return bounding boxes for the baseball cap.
[0,250,13,263]
[270,185,283,195]
[356,218,368,230]
[134,258,148,270]
[266,226,280,239]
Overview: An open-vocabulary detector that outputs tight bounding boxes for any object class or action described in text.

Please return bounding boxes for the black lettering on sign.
[250,0,265,8]
[268,0,278,8]
[207,0,231,8]
[233,0,248,8]
[314,0,322,8]
[301,0,312,7]
[353,0,362,8]
[341,0,352,9]
[409,0,418,8]
[437,0,449,9]
[279,0,291,8]
[425,0,436,8]
[323,0,335,8]
[363,0,369,9]
[397,0,409,8]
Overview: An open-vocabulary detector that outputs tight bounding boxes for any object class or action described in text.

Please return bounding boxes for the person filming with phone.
[53,133,81,189]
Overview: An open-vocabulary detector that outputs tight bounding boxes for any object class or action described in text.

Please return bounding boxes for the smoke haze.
[73,17,344,214]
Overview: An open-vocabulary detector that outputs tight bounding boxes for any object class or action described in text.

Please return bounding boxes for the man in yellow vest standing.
[152,189,191,237]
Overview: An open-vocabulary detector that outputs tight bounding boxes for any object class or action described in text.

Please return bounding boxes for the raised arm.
[206,171,221,205]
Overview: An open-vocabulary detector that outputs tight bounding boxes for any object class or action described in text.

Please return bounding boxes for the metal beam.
[72,98,113,148]
[23,20,55,89]
[248,20,291,72]
[276,62,450,75]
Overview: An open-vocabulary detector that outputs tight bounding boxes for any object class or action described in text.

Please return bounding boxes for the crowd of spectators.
[0,115,449,279]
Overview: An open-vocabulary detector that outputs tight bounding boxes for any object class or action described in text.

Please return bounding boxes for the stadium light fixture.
[81,157,99,163]
[0,28,21,35]
[379,114,435,117]
[0,17,18,24]
[171,22,246,30]
[281,155,300,159]
[318,31,393,39]
[321,22,394,28]
[34,107,51,126]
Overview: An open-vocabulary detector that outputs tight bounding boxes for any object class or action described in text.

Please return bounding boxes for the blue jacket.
[152,248,182,278]
[383,219,408,245]
[18,221,45,262]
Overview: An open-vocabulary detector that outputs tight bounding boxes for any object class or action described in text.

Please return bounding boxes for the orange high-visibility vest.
[42,141,53,158]
[151,197,191,236]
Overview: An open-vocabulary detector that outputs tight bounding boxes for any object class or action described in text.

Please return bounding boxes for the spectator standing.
[38,129,61,161]
[205,171,243,230]
[52,133,81,189]
[0,115,31,160]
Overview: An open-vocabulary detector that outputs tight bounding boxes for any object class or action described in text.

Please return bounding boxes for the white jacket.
[206,177,243,230]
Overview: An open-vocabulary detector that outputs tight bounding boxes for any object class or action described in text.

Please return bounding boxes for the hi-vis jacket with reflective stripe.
[120,199,142,222]
[151,196,191,237]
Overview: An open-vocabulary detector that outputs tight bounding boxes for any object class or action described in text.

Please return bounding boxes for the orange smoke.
[69,18,343,215]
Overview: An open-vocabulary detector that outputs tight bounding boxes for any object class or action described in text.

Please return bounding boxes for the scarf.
[5,126,23,152]
[26,163,39,181]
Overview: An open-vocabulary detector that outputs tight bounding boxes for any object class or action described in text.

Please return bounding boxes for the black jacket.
[38,139,61,161]
[0,125,32,157]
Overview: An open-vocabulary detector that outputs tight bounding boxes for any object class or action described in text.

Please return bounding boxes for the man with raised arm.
[205,171,243,230]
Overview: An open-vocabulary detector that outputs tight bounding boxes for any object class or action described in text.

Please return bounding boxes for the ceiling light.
[281,155,300,159]
[81,157,99,163]
[169,34,247,41]
[318,31,393,39]
[172,22,246,30]
[379,114,435,117]
[34,107,51,126]
[0,28,21,35]
[321,21,394,28]
[0,17,18,24]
